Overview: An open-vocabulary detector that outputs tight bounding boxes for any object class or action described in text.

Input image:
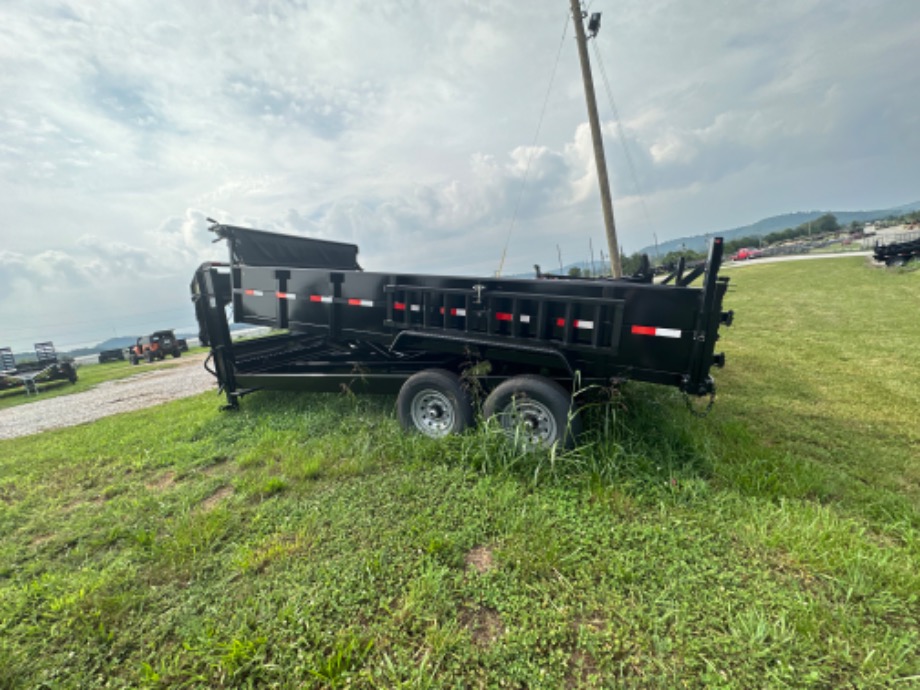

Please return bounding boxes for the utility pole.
[569,0,622,277]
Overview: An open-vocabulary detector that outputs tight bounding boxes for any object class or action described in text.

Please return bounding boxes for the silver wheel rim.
[500,398,558,448]
[410,389,456,438]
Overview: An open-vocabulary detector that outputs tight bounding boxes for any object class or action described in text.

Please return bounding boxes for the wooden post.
[569,0,622,277]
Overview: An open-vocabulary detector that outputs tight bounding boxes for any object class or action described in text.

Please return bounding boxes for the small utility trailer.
[98,348,126,364]
[0,342,78,395]
[191,224,732,447]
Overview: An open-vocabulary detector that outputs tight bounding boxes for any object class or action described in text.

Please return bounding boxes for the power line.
[590,37,655,244]
[496,11,571,276]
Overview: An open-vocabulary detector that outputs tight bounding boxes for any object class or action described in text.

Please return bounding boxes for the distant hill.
[634,200,920,256]
[64,337,140,358]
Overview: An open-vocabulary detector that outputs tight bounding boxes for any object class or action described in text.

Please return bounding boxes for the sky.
[1,0,918,352]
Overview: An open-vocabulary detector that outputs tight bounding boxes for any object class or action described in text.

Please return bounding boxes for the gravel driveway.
[0,354,217,440]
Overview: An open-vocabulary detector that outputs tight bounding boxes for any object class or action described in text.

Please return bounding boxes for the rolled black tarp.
[212,224,362,270]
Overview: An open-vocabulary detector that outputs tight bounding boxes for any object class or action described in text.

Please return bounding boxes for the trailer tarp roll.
[213,225,361,270]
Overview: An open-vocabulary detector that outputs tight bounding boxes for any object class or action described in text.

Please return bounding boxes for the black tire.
[144,350,153,363]
[482,375,581,450]
[397,369,474,438]
[130,353,139,366]
[173,349,181,358]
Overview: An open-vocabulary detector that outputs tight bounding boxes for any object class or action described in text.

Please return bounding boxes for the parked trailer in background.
[874,236,920,267]
[0,342,77,394]
[98,348,126,364]
[190,224,732,448]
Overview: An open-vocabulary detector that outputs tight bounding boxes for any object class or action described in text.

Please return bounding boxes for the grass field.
[0,257,917,688]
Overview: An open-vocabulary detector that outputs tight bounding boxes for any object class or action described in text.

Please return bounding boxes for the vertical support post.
[685,238,725,394]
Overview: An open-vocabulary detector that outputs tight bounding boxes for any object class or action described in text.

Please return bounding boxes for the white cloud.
[0,0,918,349]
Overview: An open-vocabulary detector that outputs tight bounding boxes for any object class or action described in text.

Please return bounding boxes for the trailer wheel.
[130,353,139,365]
[397,369,474,439]
[173,350,181,358]
[144,350,153,363]
[483,375,580,450]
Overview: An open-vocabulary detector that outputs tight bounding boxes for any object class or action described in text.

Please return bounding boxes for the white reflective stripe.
[656,328,681,338]
[574,320,595,330]
[520,314,531,324]
[277,292,297,300]
[349,299,374,307]
[244,289,264,297]
[454,308,467,317]
[410,304,421,312]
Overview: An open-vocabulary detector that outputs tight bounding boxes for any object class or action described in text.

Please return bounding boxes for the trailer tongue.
[191,223,731,447]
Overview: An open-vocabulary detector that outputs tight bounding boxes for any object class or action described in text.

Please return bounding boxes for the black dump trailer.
[0,342,77,394]
[191,224,732,447]
[874,236,920,267]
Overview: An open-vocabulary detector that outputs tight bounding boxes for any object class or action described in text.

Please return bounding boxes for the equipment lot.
[0,354,212,440]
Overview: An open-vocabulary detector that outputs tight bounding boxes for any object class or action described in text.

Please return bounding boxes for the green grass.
[0,257,917,688]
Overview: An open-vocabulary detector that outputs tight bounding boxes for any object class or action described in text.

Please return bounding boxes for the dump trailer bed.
[191,224,732,446]
[874,236,920,266]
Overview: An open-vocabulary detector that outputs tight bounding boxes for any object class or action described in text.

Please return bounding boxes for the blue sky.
[1,0,918,351]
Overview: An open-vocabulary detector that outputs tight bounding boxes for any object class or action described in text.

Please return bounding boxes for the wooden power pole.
[569,0,622,277]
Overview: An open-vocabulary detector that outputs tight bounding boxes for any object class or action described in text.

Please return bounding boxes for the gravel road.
[0,354,217,440]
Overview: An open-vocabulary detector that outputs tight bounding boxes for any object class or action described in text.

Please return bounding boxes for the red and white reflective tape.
[310,294,333,304]
[494,312,557,326]
[555,318,595,330]
[243,289,264,297]
[631,325,681,339]
[276,291,297,300]
[347,298,375,308]
[394,303,421,312]
[439,307,468,317]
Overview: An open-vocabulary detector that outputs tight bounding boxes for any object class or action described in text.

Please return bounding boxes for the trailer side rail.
[383,284,625,355]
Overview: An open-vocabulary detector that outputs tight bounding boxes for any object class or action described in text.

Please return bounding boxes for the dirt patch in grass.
[464,545,495,574]
[768,550,821,593]
[146,471,176,491]
[566,650,599,689]
[459,606,503,647]
[200,485,233,512]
